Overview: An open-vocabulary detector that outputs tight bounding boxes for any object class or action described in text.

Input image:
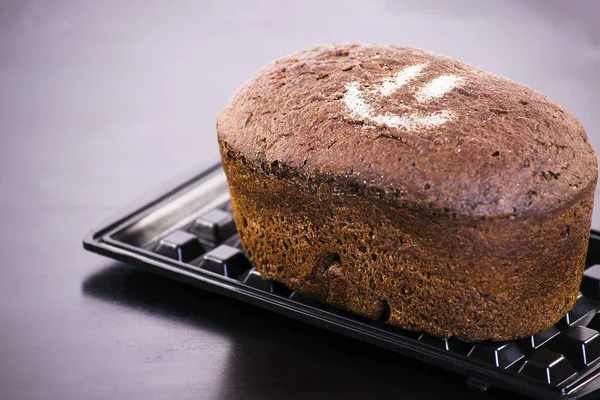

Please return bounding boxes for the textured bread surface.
[217,43,598,341]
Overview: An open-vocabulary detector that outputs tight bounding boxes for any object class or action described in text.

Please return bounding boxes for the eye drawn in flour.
[343,63,465,132]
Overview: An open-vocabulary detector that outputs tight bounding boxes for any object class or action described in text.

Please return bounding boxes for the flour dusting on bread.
[416,75,465,103]
[379,64,426,96]
[344,64,465,131]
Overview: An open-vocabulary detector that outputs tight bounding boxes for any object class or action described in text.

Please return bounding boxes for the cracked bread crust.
[217,43,598,341]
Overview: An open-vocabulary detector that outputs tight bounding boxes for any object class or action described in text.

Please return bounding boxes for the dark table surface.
[1,1,600,399]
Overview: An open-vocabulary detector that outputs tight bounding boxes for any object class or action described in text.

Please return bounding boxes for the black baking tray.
[83,162,600,400]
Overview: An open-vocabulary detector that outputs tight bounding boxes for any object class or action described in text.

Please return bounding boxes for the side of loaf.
[216,44,598,342]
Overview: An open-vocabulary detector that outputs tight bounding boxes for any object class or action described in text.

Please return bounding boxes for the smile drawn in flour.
[343,63,465,131]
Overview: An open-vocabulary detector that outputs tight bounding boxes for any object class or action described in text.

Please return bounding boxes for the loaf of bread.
[217,44,597,342]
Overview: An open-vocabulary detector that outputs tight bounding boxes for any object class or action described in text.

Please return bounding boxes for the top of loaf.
[217,43,597,218]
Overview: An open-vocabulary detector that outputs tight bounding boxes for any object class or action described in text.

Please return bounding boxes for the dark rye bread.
[216,43,598,342]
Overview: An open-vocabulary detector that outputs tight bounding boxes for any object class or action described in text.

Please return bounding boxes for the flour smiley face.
[343,63,465,132]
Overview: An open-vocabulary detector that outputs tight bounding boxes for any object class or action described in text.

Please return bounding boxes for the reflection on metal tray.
[83,163,600,400]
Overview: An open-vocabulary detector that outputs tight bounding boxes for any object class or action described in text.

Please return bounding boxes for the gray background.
[1,1,599,399]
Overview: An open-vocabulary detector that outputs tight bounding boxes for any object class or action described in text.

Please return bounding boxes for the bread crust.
[217,44,597,341]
